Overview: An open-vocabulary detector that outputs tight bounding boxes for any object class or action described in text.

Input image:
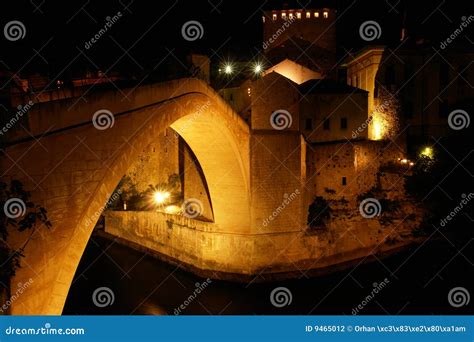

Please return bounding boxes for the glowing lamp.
[224,64,233,74]
[420,147,434,159]
[153,191,170,204]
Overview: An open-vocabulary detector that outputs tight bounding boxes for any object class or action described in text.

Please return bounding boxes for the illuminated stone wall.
[2,79,251,315]
[308,140,408,204]
[104,207,422,281]
[124,127,180,193]
[345,47,385,114]
[299,91,369,143]
[251,72,299,130]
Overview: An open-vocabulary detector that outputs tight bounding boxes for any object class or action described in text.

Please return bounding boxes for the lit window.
[262,16,265,23]
[306,11,311,18]
[288,13,293,20]
[323,11,329,18]
[281,12,287,19]
[296,12,301,19]
[272,13,277,21]
[314,12,319,18]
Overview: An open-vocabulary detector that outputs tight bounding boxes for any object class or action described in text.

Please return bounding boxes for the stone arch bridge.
[1,78,393,315]
[2,78,310,314]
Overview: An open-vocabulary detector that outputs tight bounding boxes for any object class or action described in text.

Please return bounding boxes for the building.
[262,5,336,53]
[344,44,474,144]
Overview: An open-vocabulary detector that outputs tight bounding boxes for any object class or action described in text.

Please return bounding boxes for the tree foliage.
[0,180,51,284]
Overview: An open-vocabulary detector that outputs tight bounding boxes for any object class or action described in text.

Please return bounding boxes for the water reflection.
[64,233,472,315]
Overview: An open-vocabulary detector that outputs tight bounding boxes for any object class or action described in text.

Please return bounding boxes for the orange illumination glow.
[372,118,383,140]
[153,191,170,204]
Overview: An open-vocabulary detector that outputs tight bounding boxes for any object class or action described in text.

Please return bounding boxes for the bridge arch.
[1,79,250,314]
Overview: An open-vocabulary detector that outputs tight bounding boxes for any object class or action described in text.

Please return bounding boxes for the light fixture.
[420,146,434,159]
[254,63,263,74]
[153,191,170,205]
[224,64,233,75]
[164,205,181,214]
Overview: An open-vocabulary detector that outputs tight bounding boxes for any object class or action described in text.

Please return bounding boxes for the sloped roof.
[265,36,336,75]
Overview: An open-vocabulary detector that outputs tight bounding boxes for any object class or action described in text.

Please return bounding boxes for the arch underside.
[2,81,250,314]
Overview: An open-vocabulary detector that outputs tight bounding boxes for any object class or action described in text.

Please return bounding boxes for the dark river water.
[63,231,473,315]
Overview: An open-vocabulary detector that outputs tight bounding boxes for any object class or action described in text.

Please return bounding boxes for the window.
[323,11,329,18]
[323,118,330,130]
[305,118,313,130]
[306,11,311,18]
[262,16,265,23]
[314,12,319,18]
[281,12,287,19]
[272,13,277,21]
[342,177,347,186]
[288,13,293,20]
[296,12,302,19]
[340,117,348,129]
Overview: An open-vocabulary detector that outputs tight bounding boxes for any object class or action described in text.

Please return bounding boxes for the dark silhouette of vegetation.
[112,174,182,211]
[307,196,331,229]
[0,179,51,291]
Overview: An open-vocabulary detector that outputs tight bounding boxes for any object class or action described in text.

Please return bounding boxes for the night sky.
[1,0,472,78]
